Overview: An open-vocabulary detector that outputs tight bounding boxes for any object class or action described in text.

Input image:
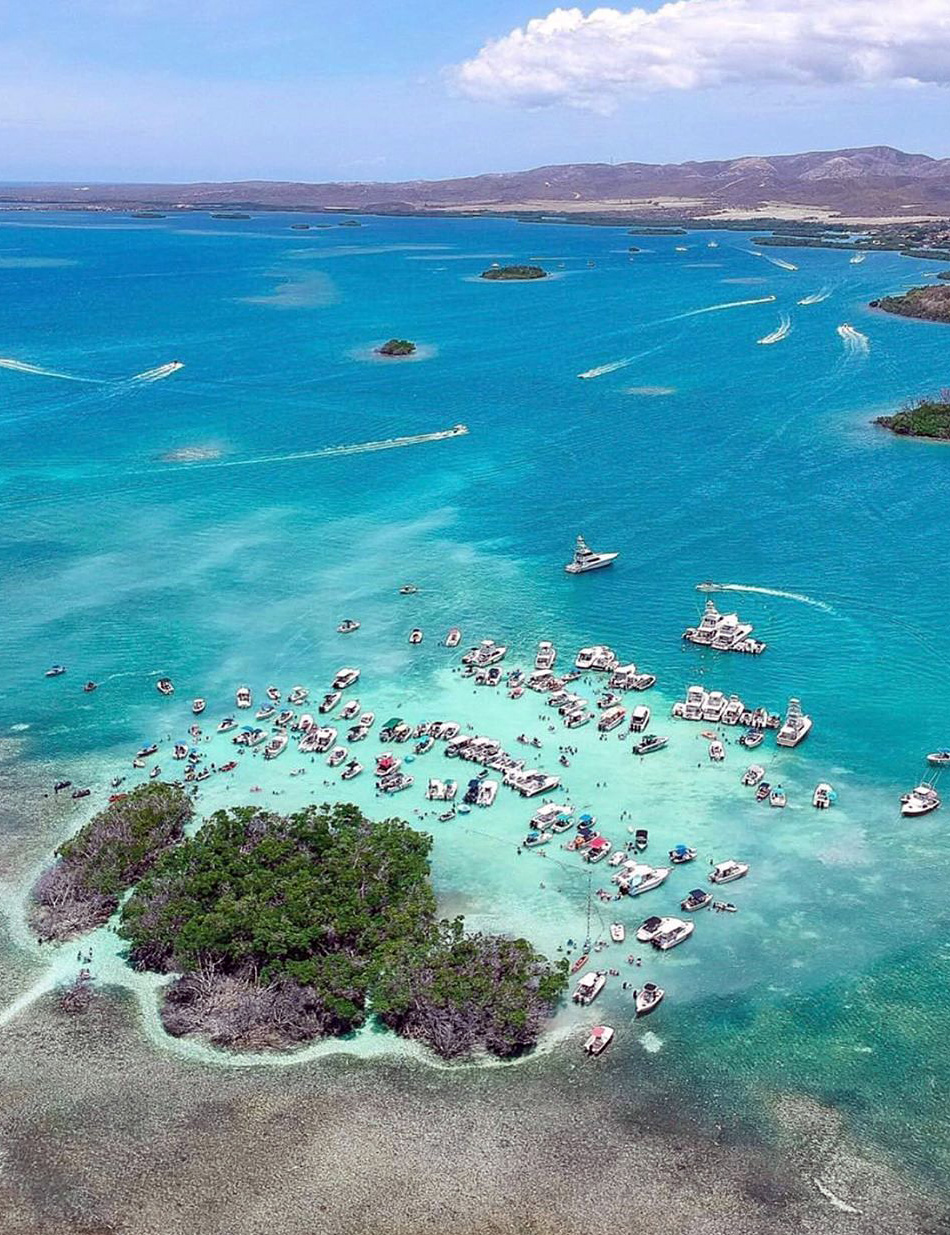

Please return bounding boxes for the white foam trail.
[757,314,792,345]
[697,582,835,613]
[749,250,798,271]
[798,288,831,306]
[837,324,870,355]
[577,297,776,378]
[0,970,58,1029]
[849,253,867,265]
[0,357,98,383]
[131,360,185,382]
[161,425,469,472]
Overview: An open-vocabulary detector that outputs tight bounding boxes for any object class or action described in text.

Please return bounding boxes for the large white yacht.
[901,783,941,817]
[461,639,508,667]
[575,644,618,672]
[564,535,619,575]
[535,641,557,671]
[776,698,812,747]
[651,919,695,951]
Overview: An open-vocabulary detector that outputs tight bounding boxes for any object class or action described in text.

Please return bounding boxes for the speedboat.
[742,764,765,787]
[739,728,764,749]
[256,704,276,720]
[82,680,98,693]
[332,667,360,690]
[275,709,295,727]
[218,716,237,733]
[409,628,424,645]
[45,665,67,677]
[584,1025,614,1055]
[266,686,281,703]
[901,783,941,817]
[634,983,664,1017]
[652,919,694,950]
[572,971,607,1005]
[585,837,613,862]
[149,765,161,779]
[414,735,435,755]
[359,711,375,729]
[192,698,206,715]
[341,760,362,780]
[445,627,462,648]
[609,922,625,943]
[769,785,787,809]
[340,699,361,721]
[535,641,557,671]
[708,740,725,762]
[681,888,713,911]
[523,829,549,848]
[288,685,309,705]
[477,780,498,807]
[776,698,812,747]
[755,781,771,802]
[629,705,650,733]
[327,746,348,767]
[399,584,418,595]
[319,691,341,714]
[812,782,836,809]
[633,734,668,755]
[619,865,670,897]
[337,619,360,634]
[461,639,508,667]
[136,742,159,758]
[709,859,749,884]
[173,742,189,760]
[926,749,950,767]
[635,915,676,943]
[235,686,252,709]
[669,844,696,864]
[565,535,619,574]
[156,678,175,696]
[634,828,648,852]
[263,734,288,758]
[597,706,626,733]
[630,673,656,692]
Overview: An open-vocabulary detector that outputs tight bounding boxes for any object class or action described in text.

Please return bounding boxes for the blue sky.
[2,0,948,182]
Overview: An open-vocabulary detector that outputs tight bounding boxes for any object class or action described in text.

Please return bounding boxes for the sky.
[2,0,949,182]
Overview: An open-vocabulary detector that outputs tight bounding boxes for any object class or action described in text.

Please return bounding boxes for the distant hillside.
[4,147,950,221]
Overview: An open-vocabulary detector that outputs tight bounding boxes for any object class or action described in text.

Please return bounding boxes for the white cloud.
[454,0,950,109]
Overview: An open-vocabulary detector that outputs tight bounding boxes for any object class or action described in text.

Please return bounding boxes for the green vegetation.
[377,338,417,357]
[374,918,568,1060]
[627,226,686,236]
[870,284,950,324]
[875,391,950,440]
[118,801,565,1056]
[480,264,547,281]
[31,783,192,942]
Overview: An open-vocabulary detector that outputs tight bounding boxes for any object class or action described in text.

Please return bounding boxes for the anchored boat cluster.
[682,598,766,654]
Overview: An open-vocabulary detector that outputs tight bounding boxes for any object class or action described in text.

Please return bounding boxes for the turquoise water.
[2,210,950,1183]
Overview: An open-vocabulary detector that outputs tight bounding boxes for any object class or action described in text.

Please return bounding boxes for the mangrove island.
[870,284,950,324]
[480,265,548,281]
[874,392,950,440]
[376,338,417,357]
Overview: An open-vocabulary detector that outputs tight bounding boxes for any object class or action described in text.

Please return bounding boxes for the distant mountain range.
[5,147,950,221]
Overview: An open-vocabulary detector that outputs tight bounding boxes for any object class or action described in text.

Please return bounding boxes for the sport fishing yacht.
[901,783,941,817]
[565,535,619,575]
[535,641,557,671]
[632,734,668,755]
[333,667,360,690]
[776,698,812,747]
[629,705,650,733]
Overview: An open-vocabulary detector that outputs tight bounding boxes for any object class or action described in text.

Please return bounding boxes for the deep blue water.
[2,209,950,1184]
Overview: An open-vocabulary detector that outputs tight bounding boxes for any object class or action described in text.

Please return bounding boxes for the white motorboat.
[584,1025,614,1055]
[702,691,726,723]
[263,734,288,760]
[266,686,281,703]
[565,709,593,729]
[681,887,713,911]
[256,704,275,721]
[629,705,650,733]
[319,691,341,714]
[477,780,498,807]
[776,698,812,747]
[409,628,424,645]
[565,535,619,574]
[445,627,462,648]
[635,915,678,943]
[812,782,835,809]
[535,641,557,671]
[651,919,694,950]
[709,859,749,884]
[172,742,189,760]
[597,706,626,733]
[298,713,314,731]
[741,764,765,786]
[235,686,252,709]
[358,711,375,729]
[461,639,507,667]
[341,760,362,780]
[669,844,696,864]
[572,971,607,1005]
[901,783,941,817]
[585,837,613,863]
[721,694,746,725]
[274,709,295,727]
[609,922,625,943]
[192,698,206,715]
[769,786,787,809]
[340,699,360,721]
[926,749,950,767]
[337,619,360,634]
[618,864,670,897]
[288,685,309,705]
[332,667,360,691]
[217,717,237,733]
[426,778,446,801]
[327,746,348,767]
[156,678,175,696]
[634,983,664,1017]
[708,740,725,762]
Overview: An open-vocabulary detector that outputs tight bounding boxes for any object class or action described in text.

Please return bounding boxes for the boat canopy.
[588,836,608,849]
[578,812,593,823]
[689,889,705,898]
[672,844,690,855]
[382,717,403,730]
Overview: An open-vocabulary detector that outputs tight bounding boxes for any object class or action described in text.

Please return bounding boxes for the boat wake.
[131,360,185,382]
[849,253,867,265]
[0,357,98,383]
[696,582,835,613]
[837,324,870,355]
[798,288,831,306]
[750,251,798,271]
[163,425,470,471]
[577,297,776,379]
[757,315,792,345]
